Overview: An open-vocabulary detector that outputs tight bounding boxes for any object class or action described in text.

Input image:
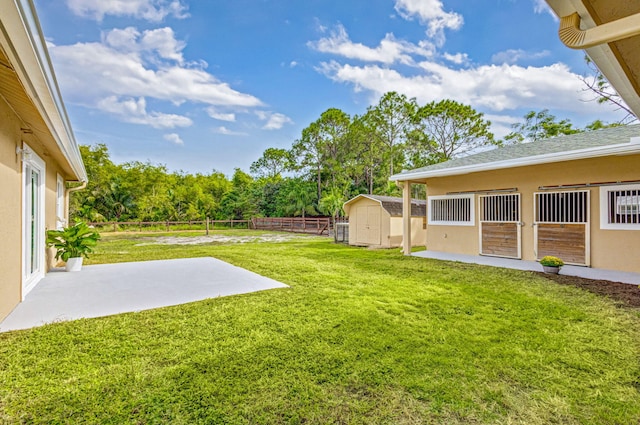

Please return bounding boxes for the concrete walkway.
[0,257,288,332]
[412,251,640,285]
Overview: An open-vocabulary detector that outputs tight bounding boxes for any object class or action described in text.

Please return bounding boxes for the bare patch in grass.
[136,233,317,246]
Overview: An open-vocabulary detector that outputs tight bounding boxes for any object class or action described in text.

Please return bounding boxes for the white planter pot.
[65,257,83,272]
[542,265,560,274]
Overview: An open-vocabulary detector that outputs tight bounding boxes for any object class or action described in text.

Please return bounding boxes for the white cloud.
[97,96,193,129]
[442,52,469,65]
[491,49,551,65]
[164,133,184,145]
[103,27,185,63]
[316,59,621,116]
[308,24,434,65]
[206,107,236,122]
[214,126,248,136]
[290,61,299,68]
[533,0,556,18]
[482,114,523,140]
[48,28,264,128]
[256,111,294,130]
[394,0,463,44]
[66,0,188,22]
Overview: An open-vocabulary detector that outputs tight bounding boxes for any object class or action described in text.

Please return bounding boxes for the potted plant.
[539,255,564,274]
[47,222,101,272]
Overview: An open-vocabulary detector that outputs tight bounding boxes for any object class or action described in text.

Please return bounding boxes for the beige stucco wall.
[0,96,25,321]
[389,216,426,248]
[0,95,70,322]
[422,154,640,273]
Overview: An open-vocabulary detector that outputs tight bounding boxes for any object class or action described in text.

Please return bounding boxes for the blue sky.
[35,0,627,176]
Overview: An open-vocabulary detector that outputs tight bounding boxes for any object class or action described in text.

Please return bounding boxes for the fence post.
[113,222,117,232]
[166,221,169,232]
[206,217,210,235]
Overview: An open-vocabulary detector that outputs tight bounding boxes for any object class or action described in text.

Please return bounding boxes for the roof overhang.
[343,194,383,216]
[390,137,640,182]
[545,0,640,118]
[0,0,86,182]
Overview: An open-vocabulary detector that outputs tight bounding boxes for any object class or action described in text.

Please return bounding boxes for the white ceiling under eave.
[545,0,640,119]
[0,0,87,182]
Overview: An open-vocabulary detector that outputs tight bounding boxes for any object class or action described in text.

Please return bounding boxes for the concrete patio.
[413,250,640,285]
[0,257,288,332]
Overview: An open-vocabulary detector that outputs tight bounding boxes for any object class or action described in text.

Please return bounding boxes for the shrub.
[540,255,564,267]
[47,222,101,261]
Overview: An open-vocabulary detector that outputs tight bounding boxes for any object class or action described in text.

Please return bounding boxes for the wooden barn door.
[479,194,521,258]
[534,190,590,266]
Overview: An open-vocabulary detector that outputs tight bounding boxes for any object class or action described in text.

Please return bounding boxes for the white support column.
[402,181,412,255]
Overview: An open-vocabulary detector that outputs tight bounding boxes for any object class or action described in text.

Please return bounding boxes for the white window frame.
[21,143,46,297]
[600,184,640,230]
[428,194,475,226]
[56,174,66,230]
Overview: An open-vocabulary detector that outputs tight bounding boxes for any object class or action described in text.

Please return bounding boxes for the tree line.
[71,92,624,223]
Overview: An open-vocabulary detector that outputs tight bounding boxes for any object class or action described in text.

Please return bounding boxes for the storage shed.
[343,195,426,248]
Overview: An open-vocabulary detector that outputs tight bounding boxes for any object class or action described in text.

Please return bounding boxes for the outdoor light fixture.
[16,145,32,161]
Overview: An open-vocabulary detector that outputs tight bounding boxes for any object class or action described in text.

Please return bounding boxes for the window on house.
[428,195,474,226]
[600,185,640,229]
[56,175,65,230]
[535,191,589,224]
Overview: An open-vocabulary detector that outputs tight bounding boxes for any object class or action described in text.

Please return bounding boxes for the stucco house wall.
[0,98,24,321]
[392,126,640,274]
[0,0,86,322]
[423,154,640,272]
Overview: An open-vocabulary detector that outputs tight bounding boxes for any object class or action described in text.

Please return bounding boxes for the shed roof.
[390,125,640,181]
[343,195,426,217]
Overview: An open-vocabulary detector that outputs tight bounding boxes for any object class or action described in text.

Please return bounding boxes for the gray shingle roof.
[346,195,426,217]
[392,124,640,178]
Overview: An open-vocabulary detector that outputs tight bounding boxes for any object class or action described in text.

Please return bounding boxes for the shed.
[343,195,426,248]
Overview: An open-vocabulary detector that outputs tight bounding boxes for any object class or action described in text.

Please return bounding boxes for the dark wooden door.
[534,191,589,266]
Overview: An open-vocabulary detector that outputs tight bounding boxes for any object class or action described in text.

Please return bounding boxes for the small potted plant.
[539,255,564,274]
[47,222,101,272]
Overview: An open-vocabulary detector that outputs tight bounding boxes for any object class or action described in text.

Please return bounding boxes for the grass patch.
[1,231,639,424]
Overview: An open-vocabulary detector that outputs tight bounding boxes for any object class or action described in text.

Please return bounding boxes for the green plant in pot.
[540,255,564,274]
[46,222,101,272]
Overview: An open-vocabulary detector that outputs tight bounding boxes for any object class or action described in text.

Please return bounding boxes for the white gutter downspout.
[559,12,640,49]
[64,180,87,225]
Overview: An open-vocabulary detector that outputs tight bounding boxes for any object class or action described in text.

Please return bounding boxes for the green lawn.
[1,231,640,424]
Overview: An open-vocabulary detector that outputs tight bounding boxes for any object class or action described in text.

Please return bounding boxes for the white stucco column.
[402,181,412,255]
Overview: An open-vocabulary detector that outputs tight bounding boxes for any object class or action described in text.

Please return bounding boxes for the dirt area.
[536,272,640,309]
[136,233,315,246]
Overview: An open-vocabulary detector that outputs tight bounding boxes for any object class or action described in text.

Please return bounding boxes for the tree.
[319,185,346,229]
[365,92,417,178]
[504,109,581,144]
[348,115,385,194]
[282,178,318,218]
[584,119,622,131]
[250,148,292,178]
[291,108,351,200]
[581,56,637,124]
[410,99,497,163]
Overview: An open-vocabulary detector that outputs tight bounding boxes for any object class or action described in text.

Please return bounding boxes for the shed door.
[534,191,589,266]
[479,194,521,258]
[355,206,381,245]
